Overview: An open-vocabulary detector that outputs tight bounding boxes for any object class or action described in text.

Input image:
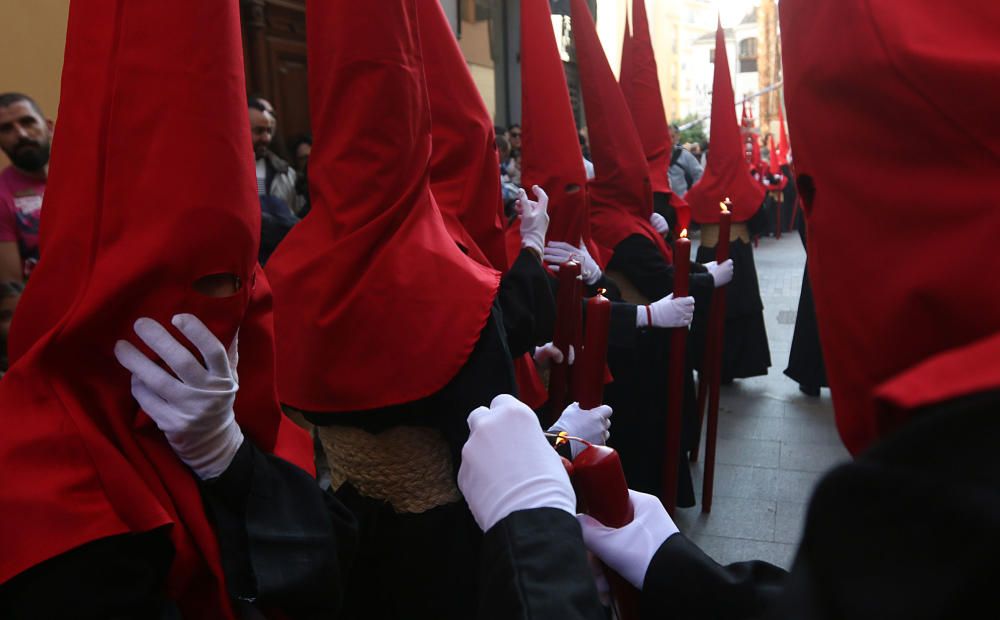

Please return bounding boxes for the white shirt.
[255,158,267,196]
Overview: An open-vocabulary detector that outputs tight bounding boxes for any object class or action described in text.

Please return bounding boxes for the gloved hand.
[533,342,575,370]
[548,402,612,458]
[458,395,576,532]
[650,213,669,236]
[705,259,734,288]
[543,239,602,285]
[516,185,550,258]
[114,314,244,480]
[636,293,695,328]
[578,490,680,589]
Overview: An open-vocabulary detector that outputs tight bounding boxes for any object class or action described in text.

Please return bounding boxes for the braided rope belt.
[316,424,461,514]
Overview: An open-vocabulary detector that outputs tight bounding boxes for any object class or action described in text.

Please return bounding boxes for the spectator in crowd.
[496,134,520,218]
[249,97,301,215]
[580,130,596,180]
[0,280,22,377]
[507,123,522,154]
[288,134,313,217]
[668,123,703,197]
[0,93,52,283]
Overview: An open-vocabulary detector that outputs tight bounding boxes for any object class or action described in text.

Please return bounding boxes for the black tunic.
[784,221,827,390]
[0,440,359,619]
[499,248,557,359]
[691,239,772,381]
[601,235,715,508]
[303,302,519,620]
[478,508,605,620]
[640,389,1000,619]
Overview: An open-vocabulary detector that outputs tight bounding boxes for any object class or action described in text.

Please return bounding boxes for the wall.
[0,0,71,166]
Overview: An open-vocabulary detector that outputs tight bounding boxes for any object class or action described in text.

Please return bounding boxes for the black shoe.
[799,384,820,397]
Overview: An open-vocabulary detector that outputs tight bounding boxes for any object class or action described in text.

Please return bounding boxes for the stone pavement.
[674,232,850,569]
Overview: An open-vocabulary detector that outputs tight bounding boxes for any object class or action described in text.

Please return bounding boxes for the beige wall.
[0,0,71,165]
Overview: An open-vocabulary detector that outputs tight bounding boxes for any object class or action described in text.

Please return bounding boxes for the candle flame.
[555,431,569,448]
[680,228,688,239]
[720,199,731,214]
[545,431,594,449]
[598,288,607,296]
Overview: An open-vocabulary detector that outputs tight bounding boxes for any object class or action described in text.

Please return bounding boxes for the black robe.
[640,388,1000,618]
[601,234,715,508]
[691,239,772,381]
[0,440,359,619]
[303,249,551,620]
[784,220,827,390]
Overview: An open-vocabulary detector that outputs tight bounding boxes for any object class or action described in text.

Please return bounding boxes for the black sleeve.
[0,530,178,619]
[499,248,557,358]
[201,440,359,618]
[641,392,1000,620]
[641,534,786,619]
[478,508,605,620]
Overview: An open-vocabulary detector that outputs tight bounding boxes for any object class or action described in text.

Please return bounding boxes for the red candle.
[662,230,690,513]
[573,444,633,527]
[572,444,642,619]
[717,200,732,263]
[576,291,611,409]
[549,260,582,423]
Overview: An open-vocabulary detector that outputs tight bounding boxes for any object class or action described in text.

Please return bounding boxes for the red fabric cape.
[0,1,310,615]
[265,0,499,413]
[419,0,545,408]
[686,23,765,223]
[780,0,1000,454]
[571,0,671,263]
[421,0,509,272]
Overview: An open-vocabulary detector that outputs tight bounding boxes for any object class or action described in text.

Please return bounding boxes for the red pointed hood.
[0,0,308,614]
[420,0,509,272]
[767,135,781,176]
[781,0,1000,453]
[520,0,592,249]
[685,22,765,223]
[619,0,672,196]
[571,0,670,261]
[266,0,499,413]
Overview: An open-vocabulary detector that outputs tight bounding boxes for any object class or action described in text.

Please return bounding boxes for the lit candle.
[573,444,633,527]
[662,229,690,513]
[576,290,611,409]
[717,199,732,264]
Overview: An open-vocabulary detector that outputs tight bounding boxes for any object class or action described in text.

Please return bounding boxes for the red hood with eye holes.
[780,0,1000,454]
[0,1,308,616]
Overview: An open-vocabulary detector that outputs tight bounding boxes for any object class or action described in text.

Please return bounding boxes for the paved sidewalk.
[674,233,850,569]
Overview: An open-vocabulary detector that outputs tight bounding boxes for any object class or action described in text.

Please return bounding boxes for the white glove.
[548,402,612,458]
[636,293,695,328]
[578,490,680,589]
[543,239,602,286]
[458,394,576,532]
[650,213,669,236]
[114,314,244,480]
[705,259,734,288]
[533,342,575,370]
[516,185,550,257]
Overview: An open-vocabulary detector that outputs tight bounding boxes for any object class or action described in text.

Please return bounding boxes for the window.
[739,38,757,73]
